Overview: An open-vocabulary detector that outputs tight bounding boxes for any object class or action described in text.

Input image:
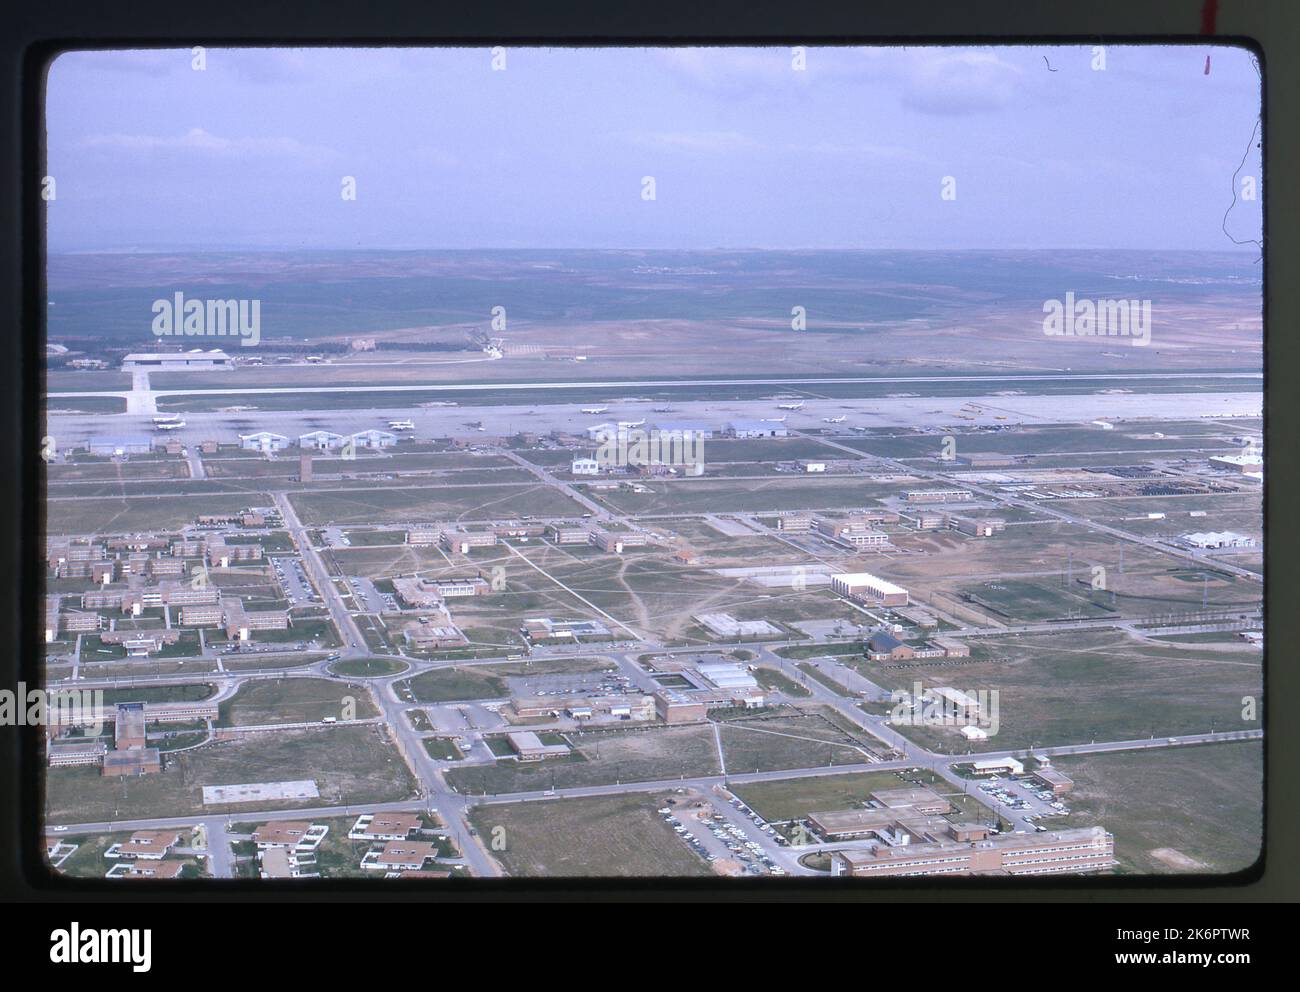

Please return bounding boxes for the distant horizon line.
[48,246,1264,256]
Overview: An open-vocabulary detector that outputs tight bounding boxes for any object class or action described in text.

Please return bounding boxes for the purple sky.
[45,45,1263,252]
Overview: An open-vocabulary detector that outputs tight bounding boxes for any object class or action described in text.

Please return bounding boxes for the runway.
[43,388,1262,448]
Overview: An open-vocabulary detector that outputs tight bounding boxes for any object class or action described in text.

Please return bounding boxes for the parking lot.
[976,774,1072,831]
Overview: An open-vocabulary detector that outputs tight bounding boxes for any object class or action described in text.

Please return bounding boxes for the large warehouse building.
[122,349,233,370]
[831,572,909,606]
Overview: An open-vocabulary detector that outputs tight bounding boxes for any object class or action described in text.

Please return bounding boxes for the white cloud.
[626,129,760,151]
[901,51,1023,115]
[81,127,336,163]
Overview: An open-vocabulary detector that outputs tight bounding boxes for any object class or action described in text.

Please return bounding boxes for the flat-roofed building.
[222,601,289,641]
[147,558,185,578]
[956,453,1014,467]
[123,349,232,370]
[60,610,102,634]
[521,617,612,643]
[948,515,1006,537]
[1209,452,1263,474]
[774,512,813,533]
[440,530,497,554]
[727,419,788,438]
[403,624,467,650]
[654,689,709,724]
[971,757,1024,776]
[87,434,154,456]
[870,786,954,815]
[180,604,224,627]
[114,703,148,749]
[547,524,590,544]
[206,541,263,567]
[432,577,490,598]
[904,489,973,504]
[571,457,601,475]
[507,731,571,761]
[392,576,444,608]
[258,846,301,879]
[406,527,441,546]
[932,637,970,658]
[47,740,108,767]
[832,572,908,606]
[99,630,182,656]
[1031,767,1074,796]
[831,826,1115,878]
[591,530,649,553]
[102,748,161,776]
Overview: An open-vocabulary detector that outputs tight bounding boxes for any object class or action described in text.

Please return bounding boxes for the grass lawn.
[733,768,954,822]
[98,683,217,706]
[753,666,811,697]
[469,793,711,877]
[329,657,409,678]
[396,666,512,703]
[217,677,379,726]
[717,712,876,774]
[45,724,419,823]
[447,724,720,795]
[868,629,1261,754]
[1053,741,1262,875]
[422,737,464,761]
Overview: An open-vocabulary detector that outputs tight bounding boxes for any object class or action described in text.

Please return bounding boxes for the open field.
[470,793,711,877]
[868,629,1262,754]
[45,493,273,535]
[288,484,586,526]
[98,683,217,706]
[328,657,408,678]
[217,677,379,726]
[45,724,418,822]
[717,711,878,772]
[589,478,900,516]
[1053,741,1262,875]
[398,667,508,703]
[732,768,954,822]
[446,724,720,795]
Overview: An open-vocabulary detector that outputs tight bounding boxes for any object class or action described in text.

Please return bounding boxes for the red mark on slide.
[1201,0,1219,34]
[1202,0,1218,74]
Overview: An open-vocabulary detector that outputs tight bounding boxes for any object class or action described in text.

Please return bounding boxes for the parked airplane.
[153,419,187,430]
[823,415,847,423]
[777,401,805,411]
[762,415,788,423]
[581,406,609,414]
[387,420,415,430]
[618,419,646,429]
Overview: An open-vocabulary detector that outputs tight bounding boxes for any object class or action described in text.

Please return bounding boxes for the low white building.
[1182,531,1256,549]
[239,431,290,452]
[571,457,601,475]
[350,429,397,449]
[972,757,1023,776]
[299,430,346,450]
